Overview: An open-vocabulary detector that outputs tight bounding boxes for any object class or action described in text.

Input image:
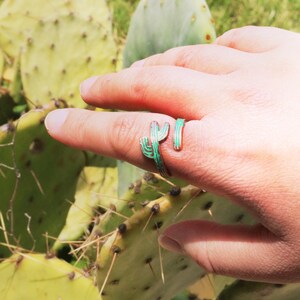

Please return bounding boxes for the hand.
[45,26,300,283]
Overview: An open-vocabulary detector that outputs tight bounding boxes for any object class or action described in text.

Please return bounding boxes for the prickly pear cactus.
[0,102,85,256]
[123,0,216,67]
[53,165,118,251]
[20,15,117,108]
[95,185,253,300]
[0,0,115,57]
[0,253,100,299]
[0,0,118,108]
[217,280,300,300]
[92,173,188,236]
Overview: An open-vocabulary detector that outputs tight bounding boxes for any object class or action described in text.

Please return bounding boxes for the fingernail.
[131,59,145,68]
[159,234,183,254]
[80,76,98,97]
[45,109,69,134]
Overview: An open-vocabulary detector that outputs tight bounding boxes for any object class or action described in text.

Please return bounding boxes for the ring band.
[173,118,185,151]
[140,121,170,177]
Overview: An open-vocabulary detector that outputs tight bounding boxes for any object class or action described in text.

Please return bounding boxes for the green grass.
[207,0,300,35]
[110,0,300,39]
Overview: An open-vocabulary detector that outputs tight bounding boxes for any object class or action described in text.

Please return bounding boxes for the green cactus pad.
[20,15,117,108]
[91,172,188,237]
[0,0,115,58]
[0,253,100,299]
[123,0,216,67]
[96,186,253,300]
[217,280,300,300]
[0,103,85,257]
[53,166,118,251]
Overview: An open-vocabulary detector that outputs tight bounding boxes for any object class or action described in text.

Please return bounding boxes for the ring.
[173,118,185,151]
[140,121,170,177]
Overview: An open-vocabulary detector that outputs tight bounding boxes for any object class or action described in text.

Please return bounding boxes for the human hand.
[45,26,300,283]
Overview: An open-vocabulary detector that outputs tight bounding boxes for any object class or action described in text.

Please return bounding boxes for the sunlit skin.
[45,26,300,283]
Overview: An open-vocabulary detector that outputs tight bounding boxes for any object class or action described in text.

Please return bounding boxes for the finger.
[216,26,296,53]
[159,221,294,283]
[79,66,230,120]
[45,109,201,180]
[131,44,250,75]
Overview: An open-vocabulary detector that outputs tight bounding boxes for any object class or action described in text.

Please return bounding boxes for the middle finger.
[80,66,231,119]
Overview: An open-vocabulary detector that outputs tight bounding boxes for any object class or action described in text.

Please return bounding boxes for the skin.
[45,26,300,283]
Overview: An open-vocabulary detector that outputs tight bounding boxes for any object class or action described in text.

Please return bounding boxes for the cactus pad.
[96,186,253,300]
[0,103,85,257]
[21,15,117,108]
[0,0,115,58]
[0,253,100,299]
[218,280,300,300]
[53,166,118,251]
[123,0,216,67]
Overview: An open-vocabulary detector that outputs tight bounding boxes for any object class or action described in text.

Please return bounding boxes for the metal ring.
[173,118,185,151]
[140,121,170,177]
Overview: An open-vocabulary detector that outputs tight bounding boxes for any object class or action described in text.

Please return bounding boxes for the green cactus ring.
[140,121,170,177]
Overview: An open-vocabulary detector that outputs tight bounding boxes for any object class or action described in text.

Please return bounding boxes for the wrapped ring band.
[173,118,185,151]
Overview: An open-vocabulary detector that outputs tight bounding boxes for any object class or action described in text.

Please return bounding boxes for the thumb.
[159,221,290,283]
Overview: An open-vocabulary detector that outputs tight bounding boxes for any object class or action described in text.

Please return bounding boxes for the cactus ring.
[140,121,170,177]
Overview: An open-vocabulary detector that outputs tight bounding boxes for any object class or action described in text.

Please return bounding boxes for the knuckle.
[218,26,256,47]
[130,70,151,101]
[175,47,196,68]
[109,115,138,159]
[144,53,162,66]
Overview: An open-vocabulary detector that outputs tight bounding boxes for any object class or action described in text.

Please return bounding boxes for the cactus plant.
[217,280,300,300]
[0,0,115,58]
[95,185,252,300]
[53,165,118,251]
[0,0,118,108]
[20,15,117,108]
[0,102,86,257]
[0,253,100,299]
[123,0,216,67]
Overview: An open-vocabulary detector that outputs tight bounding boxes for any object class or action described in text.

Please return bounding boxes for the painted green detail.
[0,253,100,299]
[173,118,185,151]
[123,0,216,67]
[0,102,85,257]
[218,280,300,300]
[140,121,170,177]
